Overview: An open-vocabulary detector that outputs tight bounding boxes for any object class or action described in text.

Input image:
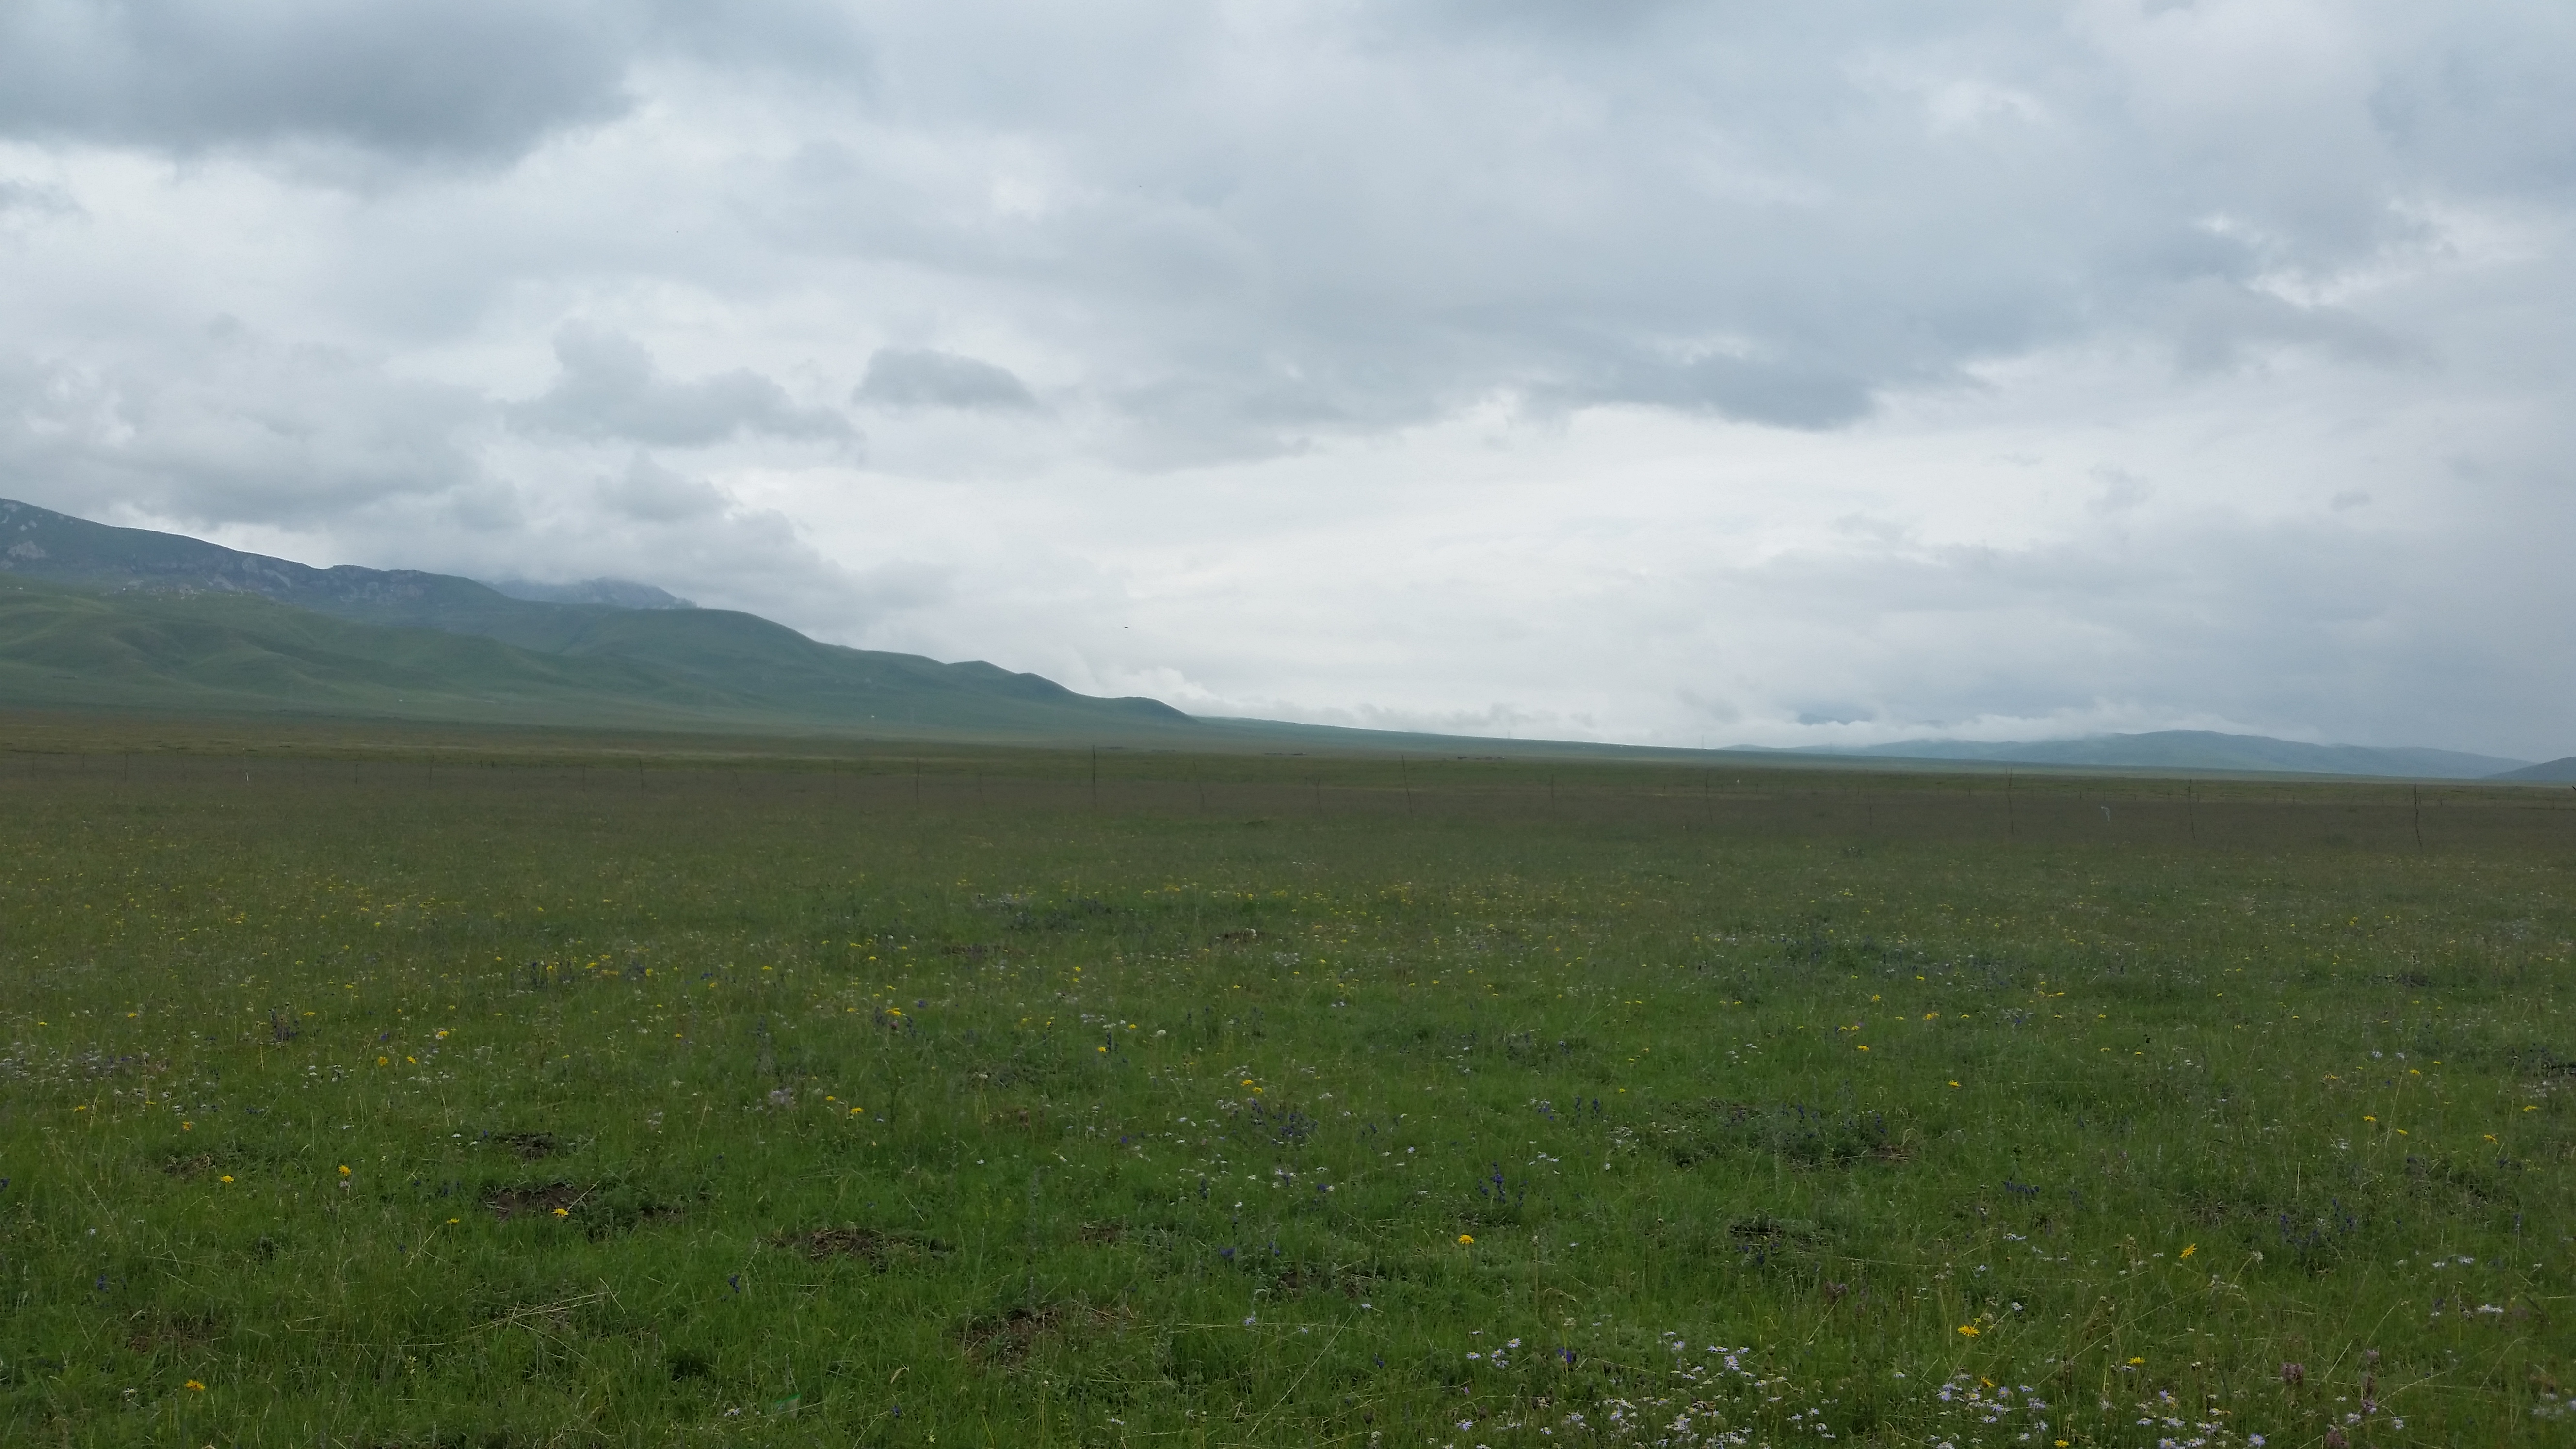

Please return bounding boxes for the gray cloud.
[0,0,872,163]
[731,1,2562,458]
[0,0,632,161]
[855,348,1038,412]
[511,325,856,448]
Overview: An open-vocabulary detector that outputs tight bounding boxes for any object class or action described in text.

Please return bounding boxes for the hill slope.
[2487,756,2576,784]
[0,498,1186,737]
[0,576,1202,737]
[1767,730,2529,779]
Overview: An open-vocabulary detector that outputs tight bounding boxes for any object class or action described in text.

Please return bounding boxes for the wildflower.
[1957,1325,1979,1336]
[338,1165,350,1176]
[2280,1363,2304,1386]
[2128,1357,2145,1365]
[1458,1234,1475,1245]
[184,1380,206,1392]
[218,1175,233,1184]
[2178,1244,2196,1259]
[552,1207,569,1217]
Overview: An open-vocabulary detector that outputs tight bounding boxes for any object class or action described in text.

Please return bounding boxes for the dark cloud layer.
[0,0,631,160]
[0,0,873,161]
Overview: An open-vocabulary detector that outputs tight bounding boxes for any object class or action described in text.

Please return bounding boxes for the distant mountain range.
[0,496,2561,776]
[1755,730,2533,780]
[2489,756,2576,784]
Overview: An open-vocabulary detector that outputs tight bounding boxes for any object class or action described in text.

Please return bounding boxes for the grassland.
[0,727,2570,1447]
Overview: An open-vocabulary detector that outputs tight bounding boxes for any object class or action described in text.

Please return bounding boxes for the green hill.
[0,496,1192,738]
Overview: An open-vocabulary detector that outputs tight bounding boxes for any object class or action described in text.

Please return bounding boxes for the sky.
[0,1,2570,760]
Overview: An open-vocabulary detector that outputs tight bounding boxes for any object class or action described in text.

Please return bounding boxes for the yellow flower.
[2363,1115,2377,1122]
[377,1056,388,1066]
[552,1207,570,1217]
[447,1218,460,1224]
[338,1165,350,1176]
[2128,1356,2145,1365]
[218,1175,234,1184]
[185,1380,206,1392]
[1457,1234,1475,1245]
[2179,1244,2196,1259]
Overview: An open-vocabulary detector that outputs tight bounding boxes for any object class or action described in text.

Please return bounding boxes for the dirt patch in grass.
[160,1151,219,1178]
[125,1311,221,1354]
[496,1131,559,1161]
[485,1183,586,1220]
[959,1302,1125,1368]
[485,1180,683,1232]
[774,1225,951,1269]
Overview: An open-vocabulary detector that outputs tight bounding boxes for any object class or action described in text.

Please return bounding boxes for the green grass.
[0,735,2570,1447]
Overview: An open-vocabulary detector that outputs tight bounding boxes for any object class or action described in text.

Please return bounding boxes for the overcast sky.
[1,1,2570,758]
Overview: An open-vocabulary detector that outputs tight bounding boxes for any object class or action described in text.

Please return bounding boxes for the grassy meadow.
[0,727,2571,1447]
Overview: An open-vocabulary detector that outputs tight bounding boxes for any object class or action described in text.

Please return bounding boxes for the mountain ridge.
[1749,729,2530,780]
[0,497,1188,735]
